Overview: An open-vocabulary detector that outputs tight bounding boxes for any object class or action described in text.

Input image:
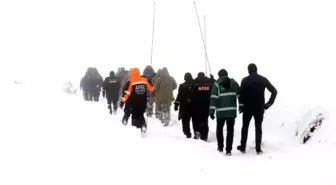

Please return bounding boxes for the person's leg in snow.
[83,91,89,101]
[199,118,209,141]
[216,118,225,152]
[122,102,131,125]
[160,104,171,126]
[155,99,161,119]
[106,97,113,114]
[112,99,118,114]
[181,115,192,138]
[131,109,147,135]
[94,91,100,102]
[146,97,155,117]
[88,91,93,101]
[238,110,253,153]
[253,111,264,154]
[191,115,201,139]
[225,118,235,155]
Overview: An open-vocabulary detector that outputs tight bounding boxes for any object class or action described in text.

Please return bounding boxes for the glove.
[174,103,179,111]
[239,105,244,114]
[120,102,124,109]
[102,91,106,98]
[210,113,215,120]
[264,103,271,110]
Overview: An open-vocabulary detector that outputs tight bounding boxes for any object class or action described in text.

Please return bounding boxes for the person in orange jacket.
[120,68,154,134]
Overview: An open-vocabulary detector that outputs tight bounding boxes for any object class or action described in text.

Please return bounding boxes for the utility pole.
[150,2,156,66]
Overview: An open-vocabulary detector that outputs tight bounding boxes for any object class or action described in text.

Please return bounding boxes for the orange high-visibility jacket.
[121,68,153,104]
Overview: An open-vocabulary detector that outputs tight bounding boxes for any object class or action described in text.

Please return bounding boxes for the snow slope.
[0,82,335,185]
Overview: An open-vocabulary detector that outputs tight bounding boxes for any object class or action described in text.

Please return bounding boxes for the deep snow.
[0,82,335,185]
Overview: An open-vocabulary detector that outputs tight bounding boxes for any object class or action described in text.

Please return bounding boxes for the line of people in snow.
[79,63,277,156]
[174,63,277,156]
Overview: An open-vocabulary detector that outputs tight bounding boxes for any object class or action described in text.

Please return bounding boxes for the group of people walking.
[80,67,104,102]
[80,63,277,156]
[174,63,277,156]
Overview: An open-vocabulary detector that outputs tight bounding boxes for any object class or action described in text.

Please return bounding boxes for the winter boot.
[237,145,246,153]
[194,132,200,140]
[141,125,147,138]
[122,117,128,125]
[256,149,264,155]
[217,148,223,153]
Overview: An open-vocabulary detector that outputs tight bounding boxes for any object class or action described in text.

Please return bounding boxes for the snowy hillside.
[1,0,336,184]
[0,81,335,185]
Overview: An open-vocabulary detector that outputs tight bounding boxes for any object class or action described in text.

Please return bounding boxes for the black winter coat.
[175,80,193,118]
[239,72,277,112]
[103,76,121,99]
[190,76,213,117]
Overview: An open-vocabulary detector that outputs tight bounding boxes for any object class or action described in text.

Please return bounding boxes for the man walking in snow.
[237,63,278,155]
[80,69,92,101]
[153,67,177,126]
[121,71,132,125]
[90,68,104,102]
[190,72,213,141]
[103,71,121,114]
[120,68,153,135]
[174,72,195,138]
[142,65,156,117]
[209,69,240,156]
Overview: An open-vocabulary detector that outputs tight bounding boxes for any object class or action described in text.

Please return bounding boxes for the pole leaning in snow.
[150,2,156,66]
[193,2,212,75]
[204,15,207,76]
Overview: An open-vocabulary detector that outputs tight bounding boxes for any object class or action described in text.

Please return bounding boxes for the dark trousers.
[131,109,146,129]
[122,102,131,123]
[93,91,100,102]
[240,109,264,151]
[83,91,89,101]
[192,114,209,141]
[107,96,118,112]
[181,115,196,137]
[216,118,235,152]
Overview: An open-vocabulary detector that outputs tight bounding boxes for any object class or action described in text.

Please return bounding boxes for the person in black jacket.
[174,73,195,138]
[121,80,131,125]
[237,63,278,155]
[190,72,213,141]
[119,68,153,135]
[103,71,121,114]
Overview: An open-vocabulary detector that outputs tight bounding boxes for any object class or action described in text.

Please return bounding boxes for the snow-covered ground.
[0,82,335,185]
[1,0,336,184]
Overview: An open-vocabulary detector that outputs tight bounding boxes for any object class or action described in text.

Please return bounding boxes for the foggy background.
[1,0,335,115]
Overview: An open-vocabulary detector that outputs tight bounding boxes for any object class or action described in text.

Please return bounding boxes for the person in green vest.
[209,69,240,156]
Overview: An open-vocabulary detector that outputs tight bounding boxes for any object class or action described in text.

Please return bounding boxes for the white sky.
[1,0,335,109]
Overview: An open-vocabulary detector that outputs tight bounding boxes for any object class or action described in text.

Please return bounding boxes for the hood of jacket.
[130,68,141,80]
[217,76,232,89]
[143,65,155,77]
[109,71,115,77]
[184,72,193,83]
[160,67,170,77]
